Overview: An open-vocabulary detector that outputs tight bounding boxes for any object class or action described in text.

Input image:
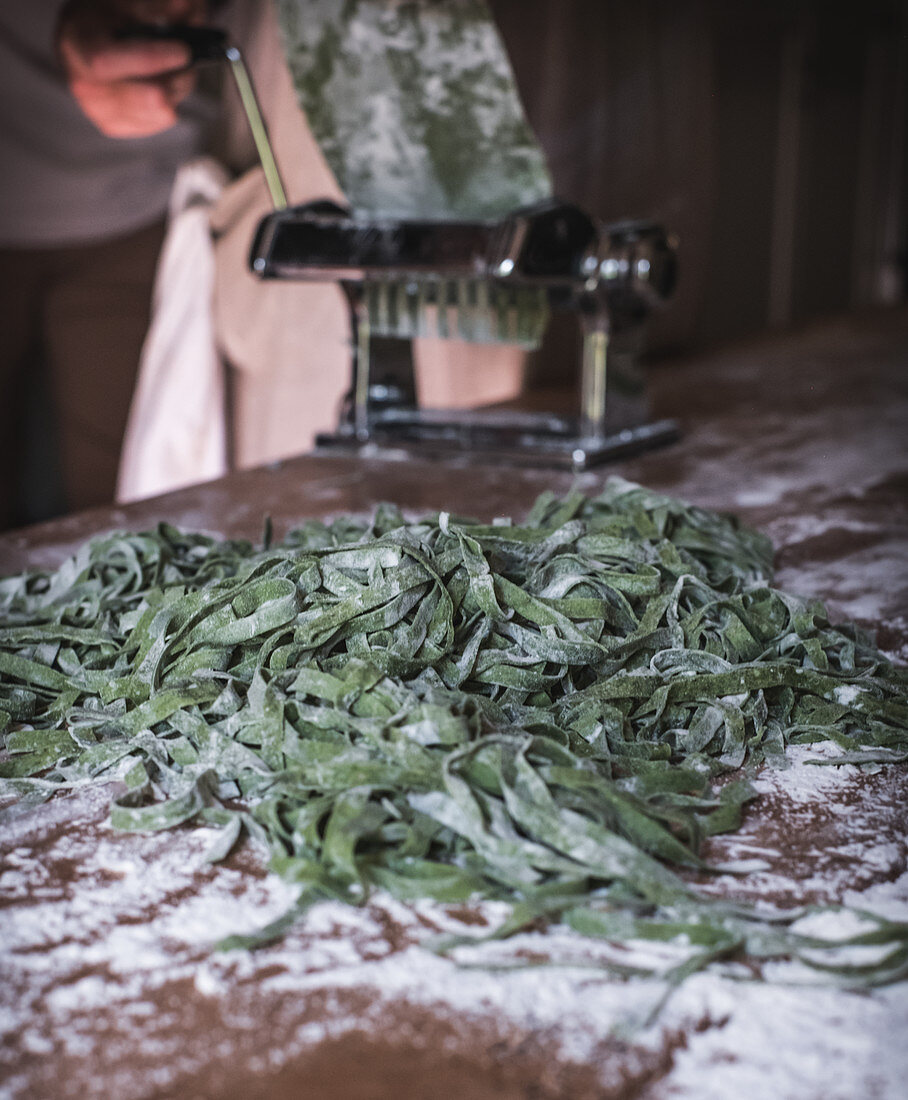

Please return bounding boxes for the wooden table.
[1,307,906,1099]
[3,308,905,651]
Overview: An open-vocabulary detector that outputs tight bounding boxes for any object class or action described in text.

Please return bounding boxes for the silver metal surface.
[579,322,609,441]
[315,413,680,471]
[251,201,678,467]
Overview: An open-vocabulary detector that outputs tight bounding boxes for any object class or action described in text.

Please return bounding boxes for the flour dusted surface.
[2,743,906,1100]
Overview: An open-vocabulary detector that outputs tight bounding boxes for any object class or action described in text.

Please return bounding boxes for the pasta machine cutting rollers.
[250,199,680,469]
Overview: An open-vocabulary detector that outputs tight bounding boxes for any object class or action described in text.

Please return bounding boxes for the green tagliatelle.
[1,479,906,987]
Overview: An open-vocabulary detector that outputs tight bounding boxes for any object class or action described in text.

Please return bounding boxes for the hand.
[56,0,208,138]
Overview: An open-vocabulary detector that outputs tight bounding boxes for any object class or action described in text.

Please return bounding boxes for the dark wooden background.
[489,0,907,371]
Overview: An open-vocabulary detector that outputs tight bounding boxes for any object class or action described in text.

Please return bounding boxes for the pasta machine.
[125,20,679,468]
[250,199,679,469]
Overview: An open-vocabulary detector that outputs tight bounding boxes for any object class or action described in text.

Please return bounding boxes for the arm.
[56,0,207,137]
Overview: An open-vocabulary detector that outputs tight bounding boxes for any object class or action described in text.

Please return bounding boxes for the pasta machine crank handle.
[115,23,287,210]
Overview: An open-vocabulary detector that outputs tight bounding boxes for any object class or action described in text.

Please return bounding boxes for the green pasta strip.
[1,477,906,990]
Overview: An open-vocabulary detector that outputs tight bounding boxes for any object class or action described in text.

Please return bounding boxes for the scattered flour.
[660,973,908,1100]
[2,741,907,1099]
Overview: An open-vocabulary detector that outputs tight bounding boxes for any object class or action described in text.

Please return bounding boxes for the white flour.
[2,741,907,1099]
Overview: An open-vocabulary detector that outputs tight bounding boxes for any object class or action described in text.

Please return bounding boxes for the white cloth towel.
[116,157,230,503]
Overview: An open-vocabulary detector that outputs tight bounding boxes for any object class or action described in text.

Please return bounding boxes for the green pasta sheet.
[273,0,553,218]
[1,478,906,988]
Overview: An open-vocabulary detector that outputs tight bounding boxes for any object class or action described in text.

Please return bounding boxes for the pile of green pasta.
[2,479,907,985]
